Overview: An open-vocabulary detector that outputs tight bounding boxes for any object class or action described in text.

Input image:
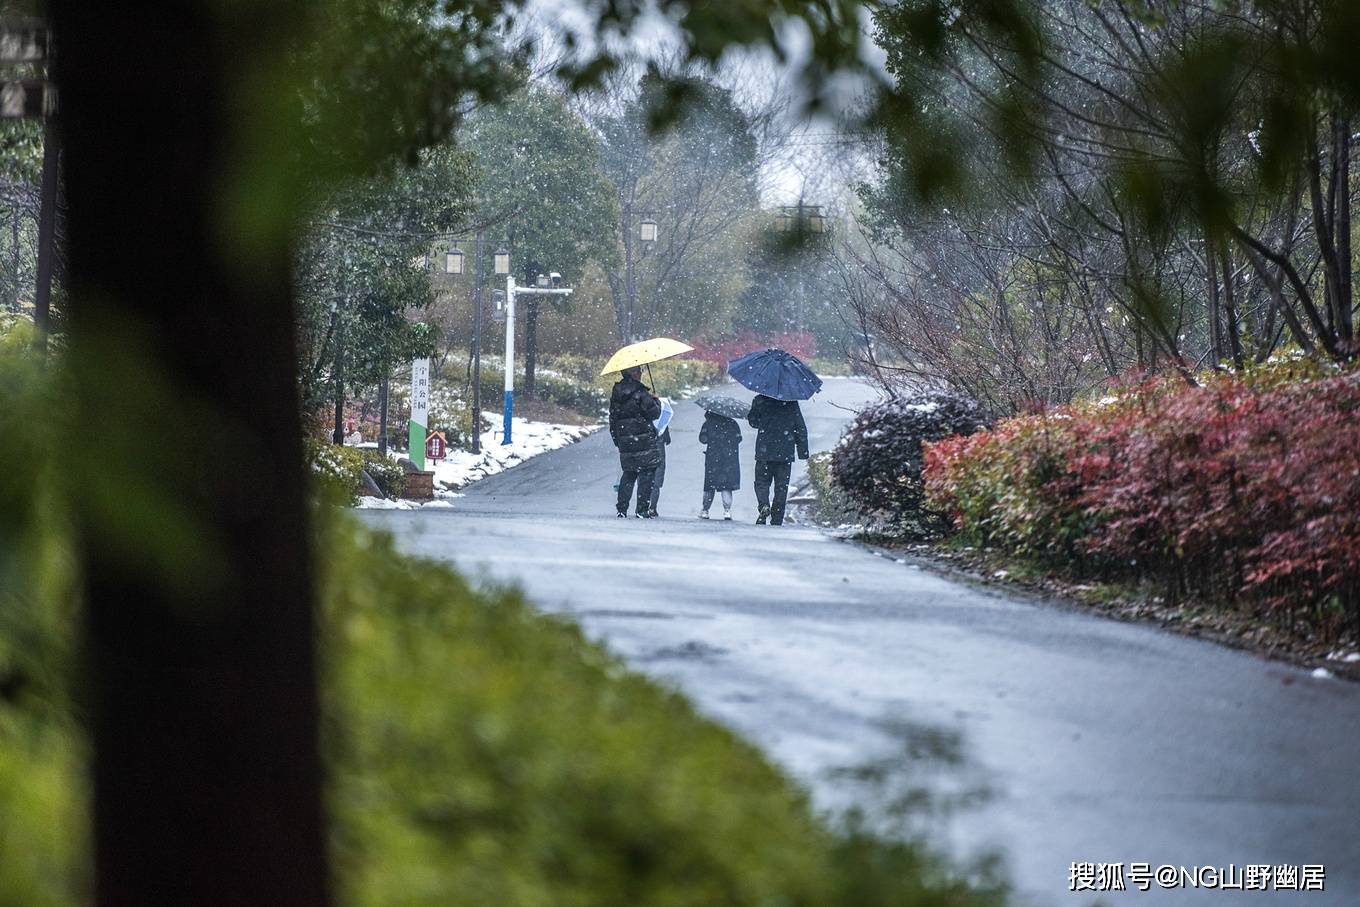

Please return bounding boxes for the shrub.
[646,357,726,396]
[428,392,487,450]
[540,353,600,384]
[545,352,728,395]
[832,391,992,536]
[804,451,859,525]
[305,438,369,504]
[304,440,408,501]
[583,357,727,400]
[807,355,853,377]
[532,371,608,414]
[923,371,1360,638]
[357,449,406,498]
[925,414,1095,566]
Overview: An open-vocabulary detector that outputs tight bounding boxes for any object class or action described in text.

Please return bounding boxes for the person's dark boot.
[756,506,770,525]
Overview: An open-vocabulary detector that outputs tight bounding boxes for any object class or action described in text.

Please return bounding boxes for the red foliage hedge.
[923,371,1360,638]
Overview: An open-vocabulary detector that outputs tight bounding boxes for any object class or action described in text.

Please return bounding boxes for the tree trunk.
[9,205,19,310]
[32,115,60,350]
[1205,236,1222,369]
[524,298,539,397]
[332,309,345,443]
[51,3,331,907]
[1335,115,1353,348]
[1307,121,1344,352]
[1220,243,1245,370]
[378,367,389,454]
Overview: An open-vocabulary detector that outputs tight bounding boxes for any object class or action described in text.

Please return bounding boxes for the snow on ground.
[426,412,600,497]
[430,413,600,494]
[354,413,600,508]
[355,496,459,511]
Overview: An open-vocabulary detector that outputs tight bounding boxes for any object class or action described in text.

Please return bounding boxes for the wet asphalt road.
[361,378,1360,906]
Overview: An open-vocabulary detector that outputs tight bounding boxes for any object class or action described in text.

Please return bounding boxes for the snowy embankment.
[357,412,601,509]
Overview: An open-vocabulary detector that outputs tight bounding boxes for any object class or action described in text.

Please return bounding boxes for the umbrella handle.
[646,362,657,395]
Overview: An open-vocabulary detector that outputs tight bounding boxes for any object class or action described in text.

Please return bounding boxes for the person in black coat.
[609,366,662,517]
[747,394,808,525]
[698,412,741,520]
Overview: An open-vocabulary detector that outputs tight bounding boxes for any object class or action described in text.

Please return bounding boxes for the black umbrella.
[727,348,822,400]
[693,394,750,420]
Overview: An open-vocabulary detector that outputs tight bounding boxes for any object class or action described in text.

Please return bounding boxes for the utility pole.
[471,228,484,453]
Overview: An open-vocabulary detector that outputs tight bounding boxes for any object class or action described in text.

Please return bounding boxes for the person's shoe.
[756,506,770,525]
[699,510,710,519]
[647,508,659,518]
[634,513,647,519]
[723,510,732,521]
[616,510,627,518]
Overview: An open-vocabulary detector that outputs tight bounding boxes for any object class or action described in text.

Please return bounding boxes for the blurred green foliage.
[321,514,1010,907]
[0,319,87,907]
[1,319,1008,907]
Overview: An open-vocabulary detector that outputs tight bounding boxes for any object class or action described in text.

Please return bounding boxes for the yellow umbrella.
[598,337,695,376]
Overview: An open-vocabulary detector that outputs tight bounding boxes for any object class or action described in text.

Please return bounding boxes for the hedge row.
[829,391,992,538]
[923,370,1360,639]
[305,440,406,502]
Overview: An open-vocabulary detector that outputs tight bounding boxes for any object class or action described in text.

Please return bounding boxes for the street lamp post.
[330,297,346,444]
[623,214,659,342]
[775,202,826,234]
[418,230,567,449]
[774,202,828,331]
[424,235,507,453]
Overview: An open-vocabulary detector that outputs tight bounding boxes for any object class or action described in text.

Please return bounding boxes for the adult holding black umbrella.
[729,349,822,525]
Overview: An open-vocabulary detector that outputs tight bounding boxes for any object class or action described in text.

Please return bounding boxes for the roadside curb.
[830,532,1360,685]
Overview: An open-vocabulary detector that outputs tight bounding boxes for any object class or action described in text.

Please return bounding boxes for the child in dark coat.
[698,411,742,520]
